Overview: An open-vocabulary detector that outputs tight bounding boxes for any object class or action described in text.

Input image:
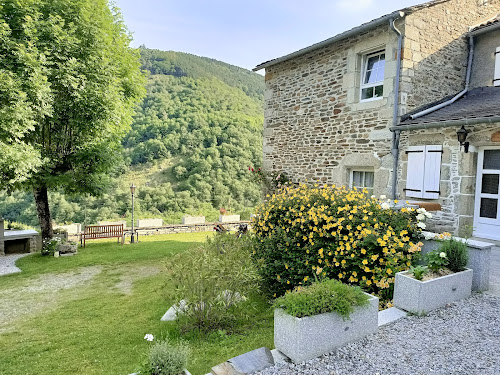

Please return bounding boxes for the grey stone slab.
[228,347,274,374]
[274,293,378,363]
[378,307,407,327]
[211,362,243,375]
[394,269,473,315]
[160,300,187,321]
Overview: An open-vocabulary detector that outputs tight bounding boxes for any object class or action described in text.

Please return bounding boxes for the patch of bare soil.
[0,266,102,333]
[112,265,161,295]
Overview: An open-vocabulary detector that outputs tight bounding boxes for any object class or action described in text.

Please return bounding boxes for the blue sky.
[114,0,423,71]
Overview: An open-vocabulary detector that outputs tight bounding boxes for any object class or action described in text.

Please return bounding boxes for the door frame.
[473,146,500,241]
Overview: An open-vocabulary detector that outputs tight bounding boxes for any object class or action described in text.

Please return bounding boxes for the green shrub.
[252,184,422,301]
[273,279,369,319]
[409,265,428,280]
[168,233,261,333]
[439,238,468,272]
[425,250,449,272]
[141,340,189,375]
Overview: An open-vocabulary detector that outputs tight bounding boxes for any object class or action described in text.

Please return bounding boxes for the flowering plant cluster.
[41,237,62,256]
[251,184,423,302]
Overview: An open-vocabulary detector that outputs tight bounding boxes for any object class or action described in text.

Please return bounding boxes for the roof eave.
[253,11,405,72]
[470,21,500,37]
[392,116,500,132]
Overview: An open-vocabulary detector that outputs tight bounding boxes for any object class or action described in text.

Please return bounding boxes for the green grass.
[0,233,274,375]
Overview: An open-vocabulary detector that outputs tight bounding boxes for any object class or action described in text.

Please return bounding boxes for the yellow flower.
[303,276,309,282]
[361,249,367,255]
[362,259,368,265]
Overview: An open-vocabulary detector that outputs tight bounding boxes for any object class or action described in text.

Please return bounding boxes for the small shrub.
[409,265,428,280]
[425,250,449,272]
[168,233,261,333]
[141,339,189,375]
[252,184,422,301]
[41,237,61,256]
[273,279,369,319]
[439,238,468,272]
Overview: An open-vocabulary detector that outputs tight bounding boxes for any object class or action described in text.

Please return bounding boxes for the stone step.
[378,307,407,326]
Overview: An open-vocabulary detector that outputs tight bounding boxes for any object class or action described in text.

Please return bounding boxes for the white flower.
[144,334,154,342]
[424,233,433,240]
[439,252,447,258]
[425,212,432,219]
[381,202,390,210]
[417,222,426,229]
[371,195,376,199]
[416,213,425,221]
[380,195,387,200]
[417,208,427,214]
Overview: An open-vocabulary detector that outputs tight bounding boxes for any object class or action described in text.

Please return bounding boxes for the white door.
[474,148,500,240]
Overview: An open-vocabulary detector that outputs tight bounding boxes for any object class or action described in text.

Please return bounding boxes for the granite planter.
[393,268,473,315]
[274,293,378,363]
[420,231,493,292]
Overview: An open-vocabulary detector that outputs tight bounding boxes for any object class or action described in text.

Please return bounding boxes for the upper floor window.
[361,50,385,101]
[494,46,500,87]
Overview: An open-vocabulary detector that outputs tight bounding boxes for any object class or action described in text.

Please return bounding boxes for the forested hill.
[139,47,264,100]
[0,48,266,226]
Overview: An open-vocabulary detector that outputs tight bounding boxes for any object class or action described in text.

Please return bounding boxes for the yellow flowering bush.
[252,184,422,301]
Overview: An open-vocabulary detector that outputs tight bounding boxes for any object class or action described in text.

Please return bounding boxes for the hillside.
[0,49,265,227]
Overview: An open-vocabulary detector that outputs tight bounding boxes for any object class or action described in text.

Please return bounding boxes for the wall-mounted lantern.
[456,125,470,153]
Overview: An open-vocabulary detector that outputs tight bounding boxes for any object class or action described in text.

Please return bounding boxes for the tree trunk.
[33,186,53,240]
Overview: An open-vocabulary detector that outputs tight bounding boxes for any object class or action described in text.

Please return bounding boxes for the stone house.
[254,0,500,240]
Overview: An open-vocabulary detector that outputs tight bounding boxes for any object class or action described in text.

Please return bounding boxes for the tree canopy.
[0,0,146,237]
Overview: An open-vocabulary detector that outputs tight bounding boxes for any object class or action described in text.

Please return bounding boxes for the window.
[351,170,374,195]
[361,50,385,101]
[494,46,500,87]
[404,145,443,199]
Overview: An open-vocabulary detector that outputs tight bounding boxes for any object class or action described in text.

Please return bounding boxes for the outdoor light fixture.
[456,125,470,153]
[130,183,136,243]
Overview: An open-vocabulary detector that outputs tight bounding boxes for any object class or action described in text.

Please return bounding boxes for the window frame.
[360,50,386,102]
[494,46,500,87]
[350,169,375,195]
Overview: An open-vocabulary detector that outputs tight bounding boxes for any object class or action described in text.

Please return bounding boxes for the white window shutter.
[495,47,500,87]
[422,145,442,199]
[405,146,425,198]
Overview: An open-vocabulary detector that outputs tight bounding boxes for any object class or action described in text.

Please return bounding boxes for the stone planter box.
[219,214,240,223]
[274,293,378,363]
[181,216,205,225]
[393,268,473,315]
[421,231,492,292]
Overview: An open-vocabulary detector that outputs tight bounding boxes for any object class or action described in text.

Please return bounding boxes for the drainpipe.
[409,35,474,120]
[390,17,403,200]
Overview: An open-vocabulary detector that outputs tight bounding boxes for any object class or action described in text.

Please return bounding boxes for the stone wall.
[398,124,500,235]
[263,23,401,196]
[401,0,500,113]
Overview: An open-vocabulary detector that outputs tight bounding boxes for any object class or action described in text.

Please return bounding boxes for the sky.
[114,0,424,72]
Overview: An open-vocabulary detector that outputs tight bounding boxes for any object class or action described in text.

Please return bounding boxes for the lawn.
[0,233,274,375]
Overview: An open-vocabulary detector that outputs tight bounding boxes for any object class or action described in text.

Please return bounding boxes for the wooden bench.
[80,224,124,247]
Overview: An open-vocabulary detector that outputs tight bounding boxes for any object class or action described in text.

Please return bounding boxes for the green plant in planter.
[273,279,369,319]
[41,237,61,256]
[439,238,469,272]
[409,265,428,280]
[138,335,189,375]
[425,250,449,272]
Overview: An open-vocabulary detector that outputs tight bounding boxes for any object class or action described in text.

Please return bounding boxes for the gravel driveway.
[257,294,500,375]
[0,253,30,276]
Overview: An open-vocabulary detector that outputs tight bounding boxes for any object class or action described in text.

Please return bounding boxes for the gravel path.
[257,294,500,375]
[0,253,30,276]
